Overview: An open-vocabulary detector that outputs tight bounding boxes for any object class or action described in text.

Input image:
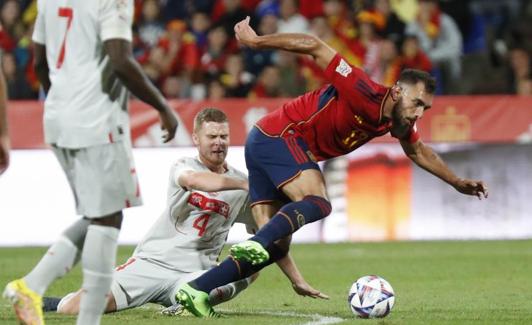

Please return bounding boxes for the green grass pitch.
[1,240,532,324]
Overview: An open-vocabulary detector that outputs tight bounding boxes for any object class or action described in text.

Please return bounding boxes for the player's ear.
[192,132,199,146]
[391,83,402,101]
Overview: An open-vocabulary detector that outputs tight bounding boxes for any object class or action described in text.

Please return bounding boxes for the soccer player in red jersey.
[176,17,488,317]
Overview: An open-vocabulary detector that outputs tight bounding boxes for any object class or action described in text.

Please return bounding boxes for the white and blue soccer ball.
[348,275,395,318]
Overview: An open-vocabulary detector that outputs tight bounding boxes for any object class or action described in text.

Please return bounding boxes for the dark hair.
[194,108,228,131]
[398,69,436,94]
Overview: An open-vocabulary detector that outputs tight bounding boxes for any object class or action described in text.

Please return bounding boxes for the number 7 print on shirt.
[56,7,73,69]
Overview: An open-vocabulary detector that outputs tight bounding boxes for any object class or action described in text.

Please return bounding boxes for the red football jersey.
[256,54,419,161]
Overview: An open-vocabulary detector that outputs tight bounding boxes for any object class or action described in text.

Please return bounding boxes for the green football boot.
[230,240,270,265]
[175,284,220,318]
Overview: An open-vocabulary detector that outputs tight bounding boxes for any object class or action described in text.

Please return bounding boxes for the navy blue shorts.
[245,126,320,205]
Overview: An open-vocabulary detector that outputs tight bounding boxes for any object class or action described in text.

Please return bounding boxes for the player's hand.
[0,134,10,175]
[158,107,178,143]
[234,16,259,48]
[292,281,329,299]
[453,178,488,200]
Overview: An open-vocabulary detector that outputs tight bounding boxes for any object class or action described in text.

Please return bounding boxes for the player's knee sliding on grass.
[46,274,256,318]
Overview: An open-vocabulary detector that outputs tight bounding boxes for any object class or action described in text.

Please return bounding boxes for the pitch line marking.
[140,304,346,324]
[219,309,345,325]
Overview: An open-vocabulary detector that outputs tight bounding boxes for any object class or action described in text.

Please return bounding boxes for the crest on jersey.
[335,59,352,77]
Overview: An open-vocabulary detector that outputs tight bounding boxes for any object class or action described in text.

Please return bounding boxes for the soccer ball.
[348,275,395,318]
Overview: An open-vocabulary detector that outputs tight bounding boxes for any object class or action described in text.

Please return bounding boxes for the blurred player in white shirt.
[3,1,178,324]
[43,108,259,316]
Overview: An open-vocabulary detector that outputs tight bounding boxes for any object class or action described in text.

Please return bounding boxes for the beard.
[210,148,227,163]
[199,147,227,170]
[389,102,410,138]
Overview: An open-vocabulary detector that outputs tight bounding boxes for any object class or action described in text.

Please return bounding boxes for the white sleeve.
[99,0,133,42]
[32,0,46,44]
[171,160,194,188]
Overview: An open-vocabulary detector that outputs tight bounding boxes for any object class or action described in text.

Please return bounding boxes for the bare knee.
[106,294,117,313]
[57,290,117,314]
[57,291,81,315]
[281,169,328,201]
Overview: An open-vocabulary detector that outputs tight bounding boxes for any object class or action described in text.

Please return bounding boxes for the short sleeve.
[32,0,46,44]
[99,0,133,42]
[171,159,194,188]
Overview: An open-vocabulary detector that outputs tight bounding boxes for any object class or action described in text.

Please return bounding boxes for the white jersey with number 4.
[32,0,134,148]
[133,157,256,273]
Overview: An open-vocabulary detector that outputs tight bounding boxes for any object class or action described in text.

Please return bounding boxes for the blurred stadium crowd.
[1,0,531,100]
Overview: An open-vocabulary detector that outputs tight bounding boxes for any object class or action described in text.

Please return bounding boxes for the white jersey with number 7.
[32,0,134,148]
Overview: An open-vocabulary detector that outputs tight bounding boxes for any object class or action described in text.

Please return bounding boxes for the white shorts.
[110,257,205,310]
[52,141,142,218]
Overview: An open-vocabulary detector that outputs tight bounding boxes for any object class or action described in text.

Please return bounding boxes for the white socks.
[24,236,78,296]
[76,225,119,325]
[208,276,253,306]
[23,218,89,296]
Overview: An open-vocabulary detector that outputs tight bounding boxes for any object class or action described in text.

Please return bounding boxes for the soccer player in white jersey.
[40,108,257,316]
[3,1,178,325]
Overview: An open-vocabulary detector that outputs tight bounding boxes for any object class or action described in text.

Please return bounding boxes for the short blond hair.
[193,108,228,132]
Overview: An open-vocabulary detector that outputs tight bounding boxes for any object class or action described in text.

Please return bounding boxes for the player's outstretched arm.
[178,170,248,192]
[104,39,178,143]
[234,16,336,70]
[400,139,488,199]
[0,67,8,175]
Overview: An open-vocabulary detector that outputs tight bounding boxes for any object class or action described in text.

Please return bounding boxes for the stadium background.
[1,0,531,245]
